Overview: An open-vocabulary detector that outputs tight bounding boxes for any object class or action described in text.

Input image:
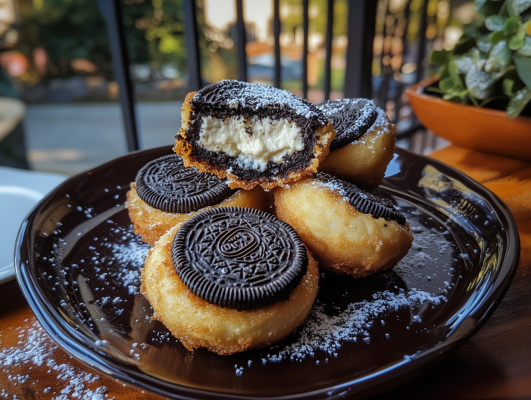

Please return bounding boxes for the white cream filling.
[198,115,304,172]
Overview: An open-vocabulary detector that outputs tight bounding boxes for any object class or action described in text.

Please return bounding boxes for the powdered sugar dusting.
[34,191,460,382]
[0,321,111,399]
[261,289,445,365]
[311,176,351,203]
[193,80,327,122]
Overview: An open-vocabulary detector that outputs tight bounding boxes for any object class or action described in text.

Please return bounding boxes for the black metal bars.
[302,0,309,99]
[273,0,281,88]
[414,0,429,85]
[323,0,334,101]
[99,0,432,154]
[183,0,202,92]
[236,0,248,82]
[344,0,378,99]
[96,0,139,152]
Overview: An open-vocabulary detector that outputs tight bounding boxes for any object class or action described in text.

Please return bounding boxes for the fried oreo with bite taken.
[126,154,269,246]
[273,173,413,277]
[317,99,395,192]
[175,80,335,190]
[141,207,319,355]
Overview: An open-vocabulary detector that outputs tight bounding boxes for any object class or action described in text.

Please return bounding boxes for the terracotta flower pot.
[406,77,531,161]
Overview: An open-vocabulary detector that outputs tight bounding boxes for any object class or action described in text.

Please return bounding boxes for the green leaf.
[509,0,531,16]
[494,65,516,80]
[485,41,512,72]
[515,22,527,40]
[448,60,463,88]
[475,0,489,11]
[426,86,446,94]
[509,35,525,49]
[503,17,520,35]
[463,24,483,40]
[490,30,507,44]
[516,36,531,56]
[503,78,516,96]
[477,34,494,53]
[466,65,497,99]
[430,49,450,66]
[486,15,507,31]
[514,54,531,88]
[439,76,456,92]
[507,86,531,118]
[509,23,527,49]
[442,92,467,103]
[439,62,450,80]
[454,56,475,74]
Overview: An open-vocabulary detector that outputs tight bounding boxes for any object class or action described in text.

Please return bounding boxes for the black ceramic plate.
[15,146,519,399]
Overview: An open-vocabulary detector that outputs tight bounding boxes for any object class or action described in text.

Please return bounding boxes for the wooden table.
[1,145,530,399]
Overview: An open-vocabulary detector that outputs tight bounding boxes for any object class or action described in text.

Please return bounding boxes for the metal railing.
[98,0,436,153]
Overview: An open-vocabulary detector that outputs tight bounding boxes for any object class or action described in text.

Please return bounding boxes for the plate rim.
[14,146,521,399]
[1,168,66,285]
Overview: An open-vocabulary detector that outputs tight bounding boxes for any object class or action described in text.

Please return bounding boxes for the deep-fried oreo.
[174,80,335,190]
[135,154,234,213]
[141,208,319,355]
[317,100,395,192]
[172,207,308,310]
[126,154,269,246]
[316,98,378,151]
[313,173,406,225]
[273,174,413,277]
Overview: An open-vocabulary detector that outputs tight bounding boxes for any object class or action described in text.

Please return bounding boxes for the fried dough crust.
[141,225,319,355]
[273,177,413,277]
[126,185,269,246]
[319,109,395,192]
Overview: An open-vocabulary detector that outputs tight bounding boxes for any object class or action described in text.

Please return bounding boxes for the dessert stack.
[126,80,413,355]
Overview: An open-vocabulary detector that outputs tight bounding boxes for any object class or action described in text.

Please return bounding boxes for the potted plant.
[406,0,531,161]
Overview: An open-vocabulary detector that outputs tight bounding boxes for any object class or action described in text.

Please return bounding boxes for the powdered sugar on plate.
[260,288,445,365]
[0,321,111,399]
[30,190,461,380]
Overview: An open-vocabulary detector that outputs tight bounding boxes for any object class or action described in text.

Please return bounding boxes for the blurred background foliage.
[4,0,479,105]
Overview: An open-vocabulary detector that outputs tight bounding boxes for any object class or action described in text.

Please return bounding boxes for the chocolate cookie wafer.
[173,207,308,310]
[317,99,395,192]
[126,154,269,246]
[318,98,378,152]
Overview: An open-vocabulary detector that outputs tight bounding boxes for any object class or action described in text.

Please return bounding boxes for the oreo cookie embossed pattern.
[172,207,308,310]
[316,99,378,151]
[135,155,233,214]
[315,173,406,225]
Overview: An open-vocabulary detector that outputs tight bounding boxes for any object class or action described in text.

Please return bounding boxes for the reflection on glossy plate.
[15,147,519,399]
[0,167,66,285]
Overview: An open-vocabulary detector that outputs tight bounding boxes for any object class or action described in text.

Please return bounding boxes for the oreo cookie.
[172,207,308,310]
[135,154,234,214]
[314,173,406,225]
[316,98,378,151]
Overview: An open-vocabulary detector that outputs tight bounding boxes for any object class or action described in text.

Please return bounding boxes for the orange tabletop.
[1,144,530,399]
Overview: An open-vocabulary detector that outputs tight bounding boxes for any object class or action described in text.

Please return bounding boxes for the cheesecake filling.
[198,115,304,172]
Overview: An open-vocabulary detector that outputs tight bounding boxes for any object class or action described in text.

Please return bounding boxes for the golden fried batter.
[141,225,319,355]
[319,109,395,192]
[126,185,270,246]
[273,176,413,277]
